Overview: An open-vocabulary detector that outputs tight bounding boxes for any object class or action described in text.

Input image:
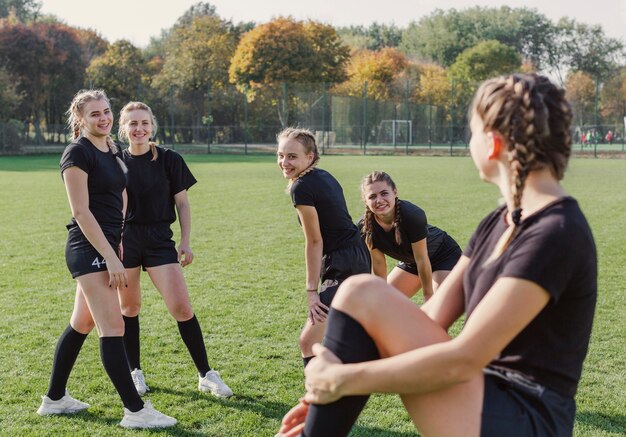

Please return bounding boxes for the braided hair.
[277,127,320,191]
[66,89,118,154]
[360,171,402,249]
[472,73,573,262]
[119,101,160,161]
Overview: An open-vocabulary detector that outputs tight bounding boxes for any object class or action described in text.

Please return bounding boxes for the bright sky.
[39,0,626,48]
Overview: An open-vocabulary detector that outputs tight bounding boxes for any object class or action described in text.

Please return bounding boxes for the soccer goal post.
[378,120,412,146]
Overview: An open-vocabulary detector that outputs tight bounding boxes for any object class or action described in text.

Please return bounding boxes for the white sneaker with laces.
[37,391,89,415]
[119,400,177,429]
[198,370,233,398]
[131,368,149,396]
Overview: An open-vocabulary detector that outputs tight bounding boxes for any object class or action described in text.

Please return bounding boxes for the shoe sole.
[119,420,177,429]
[37,406,89,416]
[198,387,233,398]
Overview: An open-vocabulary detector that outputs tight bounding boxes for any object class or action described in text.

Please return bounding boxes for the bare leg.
[146,263,193,321]
[330,275,483,437]
[300,318,326,358]
[387,267,422,298]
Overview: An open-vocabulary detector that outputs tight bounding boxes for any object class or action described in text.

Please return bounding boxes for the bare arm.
[296,205,327,323]
[305,277,550,403]
[411,238,433,301]
[370,248,387,278]
[174,189,193,267]
[63,166,126,287]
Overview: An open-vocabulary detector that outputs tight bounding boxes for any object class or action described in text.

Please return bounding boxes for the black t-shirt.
[59,137,127,233]
[290,168,360,254]
[463,197,597,397]
[359,200,446,263]
[122,146,197,225]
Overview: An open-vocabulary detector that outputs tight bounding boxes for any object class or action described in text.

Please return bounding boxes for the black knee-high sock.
[303,356,314,368]
[122,315,141,370]
[46,325,88,400]
[177,315,211,375]
[100,337,144,412]
[303,308,380,437]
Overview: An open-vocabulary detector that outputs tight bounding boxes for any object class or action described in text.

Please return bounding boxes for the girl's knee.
[170,304,194,321]
[120,303,141,317]
[334,274,387,309]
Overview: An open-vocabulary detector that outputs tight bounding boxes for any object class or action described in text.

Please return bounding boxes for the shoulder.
[399,199,426,222]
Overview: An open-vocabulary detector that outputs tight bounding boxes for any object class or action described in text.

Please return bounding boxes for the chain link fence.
[3,82,625,157]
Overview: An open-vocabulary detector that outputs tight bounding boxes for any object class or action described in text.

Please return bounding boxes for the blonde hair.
[67,89,118,153]
[472,73,573,262]
[118,101,159,161]
[360,171,402,249]
[276,127,320,190]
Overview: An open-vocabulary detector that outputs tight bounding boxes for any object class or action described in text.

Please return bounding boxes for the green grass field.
[0,154,624,436]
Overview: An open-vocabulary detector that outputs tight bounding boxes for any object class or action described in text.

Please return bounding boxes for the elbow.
[445,342,486,383]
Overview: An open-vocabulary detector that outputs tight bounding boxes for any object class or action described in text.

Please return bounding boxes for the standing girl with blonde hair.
[276,128,371,367]
[38,90,176,429]
[278,73,597,437]
[117,101,232,398]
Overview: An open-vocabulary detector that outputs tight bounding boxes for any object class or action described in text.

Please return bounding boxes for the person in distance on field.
[278,73,597,437]
[359,170,461,302]
[276,127,371,368]
[117,101,233,398]
[37,90,176,429]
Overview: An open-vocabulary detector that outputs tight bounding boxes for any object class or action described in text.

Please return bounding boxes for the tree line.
[0,0,624,150]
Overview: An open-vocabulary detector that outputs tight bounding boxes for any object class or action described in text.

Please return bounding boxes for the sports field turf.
[0,154,624,436]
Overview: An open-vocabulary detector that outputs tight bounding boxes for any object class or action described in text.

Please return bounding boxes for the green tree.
[448,40,521,85]
[87,40,145,107]
[549,19,623,83]
[337,23,402,51]
[400,7,554,69]
[153,14,236,142]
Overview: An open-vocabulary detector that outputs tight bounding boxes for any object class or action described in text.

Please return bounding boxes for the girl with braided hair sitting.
[277,73,597,437]
[276,128,371,368]
[359,171,461,302]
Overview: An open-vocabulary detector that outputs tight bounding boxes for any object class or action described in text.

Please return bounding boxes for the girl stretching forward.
[360,171,461,301]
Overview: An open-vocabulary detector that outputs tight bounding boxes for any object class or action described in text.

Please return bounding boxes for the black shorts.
[122,223,178,270]
[318,240,371,307]
[481,367,575,437]
[397,234,462,276]
[65,226,120,279]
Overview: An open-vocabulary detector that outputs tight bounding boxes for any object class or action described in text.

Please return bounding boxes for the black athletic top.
[290,168,360,255]
[359,200,446,263]
[60,137,127,235]
[122,146,197,225]
[464,197,597,397]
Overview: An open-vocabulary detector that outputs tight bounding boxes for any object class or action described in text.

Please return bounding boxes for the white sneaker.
[119,400,177,429]
[131,368,149,396]
[37,391,89,415]
[198,370,233,398]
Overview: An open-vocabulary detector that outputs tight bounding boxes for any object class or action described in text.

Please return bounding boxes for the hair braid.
[472,73,573,264]
[362,206,375,250]
[393,196,402,246]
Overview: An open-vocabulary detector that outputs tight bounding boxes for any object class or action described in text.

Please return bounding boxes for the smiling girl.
[276,128,370,367]
[359,171,461,302]
[117,101,232,398]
